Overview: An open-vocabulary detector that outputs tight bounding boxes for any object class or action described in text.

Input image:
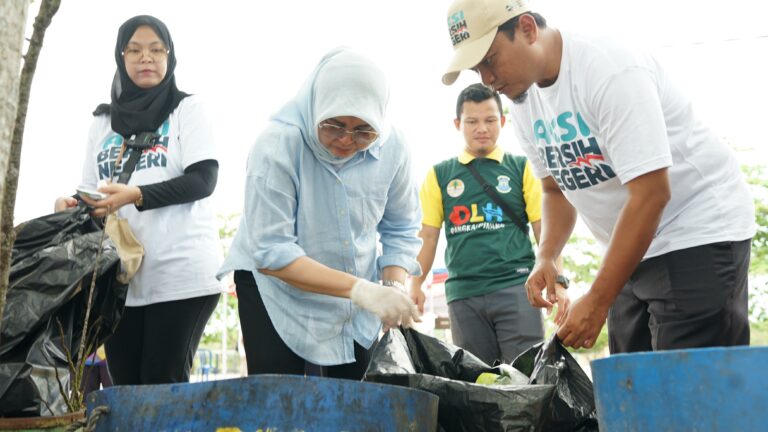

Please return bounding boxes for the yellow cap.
[443,0,531,85]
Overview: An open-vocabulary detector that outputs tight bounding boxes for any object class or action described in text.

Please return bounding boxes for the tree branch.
[0,0,61,335]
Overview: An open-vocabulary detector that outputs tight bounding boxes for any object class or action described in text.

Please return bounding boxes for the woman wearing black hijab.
[55,15,222,385]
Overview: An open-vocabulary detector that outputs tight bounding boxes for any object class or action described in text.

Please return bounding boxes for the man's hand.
[526,261,570,325]
[556,291,610,349]
[350,279,421,330]
[80,183,141,217]
[525,259,559,314]
[409,281,426,313]
[550,285,570,326]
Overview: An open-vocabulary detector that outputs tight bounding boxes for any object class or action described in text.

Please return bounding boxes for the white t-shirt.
[80,95,223,306]
[510,32,756,259]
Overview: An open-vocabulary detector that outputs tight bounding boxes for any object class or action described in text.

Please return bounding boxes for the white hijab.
[271,47,391,164]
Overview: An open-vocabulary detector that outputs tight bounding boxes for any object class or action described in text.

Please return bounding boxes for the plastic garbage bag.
[364,328,598,431]
[513,335,599,432]
[0,206,128,417]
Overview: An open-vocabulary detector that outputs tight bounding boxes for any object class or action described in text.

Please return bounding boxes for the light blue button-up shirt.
[219,124,422,366]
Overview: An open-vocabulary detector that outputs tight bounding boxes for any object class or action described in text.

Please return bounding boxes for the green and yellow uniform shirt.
[420,147,542,303]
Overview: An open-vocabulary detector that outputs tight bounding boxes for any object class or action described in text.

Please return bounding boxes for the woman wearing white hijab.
[220,48,422,379]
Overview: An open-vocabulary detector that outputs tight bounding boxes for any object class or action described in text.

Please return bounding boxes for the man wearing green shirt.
[410,84,568,364]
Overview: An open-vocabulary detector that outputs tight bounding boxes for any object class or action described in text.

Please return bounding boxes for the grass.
[750,321,768,346]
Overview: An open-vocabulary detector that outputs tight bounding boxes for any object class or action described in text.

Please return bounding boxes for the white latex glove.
[350,279,421,329]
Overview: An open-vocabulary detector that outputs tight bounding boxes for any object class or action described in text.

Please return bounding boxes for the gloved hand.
[350,278,421,329]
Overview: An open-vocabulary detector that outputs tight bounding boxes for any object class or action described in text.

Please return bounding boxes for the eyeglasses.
[318,122,379,145]
[121,46,169,62]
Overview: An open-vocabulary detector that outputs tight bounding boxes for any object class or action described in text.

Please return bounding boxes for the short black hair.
[498,12,547,41]
[456,83,503,119]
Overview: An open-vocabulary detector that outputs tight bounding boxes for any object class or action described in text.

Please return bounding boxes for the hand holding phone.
[76,187,107,201]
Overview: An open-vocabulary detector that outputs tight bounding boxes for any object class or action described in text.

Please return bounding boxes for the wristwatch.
[555,274,570,289]
[382,280,406,291]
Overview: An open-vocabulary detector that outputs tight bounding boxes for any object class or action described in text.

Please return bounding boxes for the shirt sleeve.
[138,159,218,210]
[244,128,307,270]
[176,96,218,169]
[376,135,423,276]
[591,66,672,184]
[420,167,444,228]
[522,160,542,223]
[80,116,105,189]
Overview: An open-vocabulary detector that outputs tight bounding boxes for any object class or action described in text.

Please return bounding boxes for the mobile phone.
[76,187,107,201]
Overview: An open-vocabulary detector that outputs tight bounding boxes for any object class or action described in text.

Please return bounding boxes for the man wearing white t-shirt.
[440,0,756,353]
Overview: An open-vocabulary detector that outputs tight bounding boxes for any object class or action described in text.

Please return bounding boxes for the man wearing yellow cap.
[440,0,756,354]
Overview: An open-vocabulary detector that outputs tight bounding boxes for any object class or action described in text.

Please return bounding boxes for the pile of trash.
[365,328,598,431]
[0,207,128,416]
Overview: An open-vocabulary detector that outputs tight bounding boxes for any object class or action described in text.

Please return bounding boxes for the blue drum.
[591,346,768,431]
[86,374,438,431]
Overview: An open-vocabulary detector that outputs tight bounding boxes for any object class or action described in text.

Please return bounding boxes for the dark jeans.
[235,270,371,380]
[609,239,751,353]
[105,293,220,385]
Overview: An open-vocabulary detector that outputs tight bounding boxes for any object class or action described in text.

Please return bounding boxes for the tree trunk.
[0,0,61,336]
[0,0,28,338]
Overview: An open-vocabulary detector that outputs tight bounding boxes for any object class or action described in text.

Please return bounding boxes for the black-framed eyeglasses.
[318,122,379,145]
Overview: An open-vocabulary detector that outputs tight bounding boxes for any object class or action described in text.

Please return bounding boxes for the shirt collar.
[367,139,383,160]
[458,146,504,165]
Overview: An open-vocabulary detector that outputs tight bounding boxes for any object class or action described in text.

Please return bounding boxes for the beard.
[511,90,529,105]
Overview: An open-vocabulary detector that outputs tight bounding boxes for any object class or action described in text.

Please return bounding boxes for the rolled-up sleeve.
[376,143,423,276]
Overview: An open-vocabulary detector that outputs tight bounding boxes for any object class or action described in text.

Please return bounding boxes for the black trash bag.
[365,328,552,431]
[365,328,598,432]
[513,335,599,432]
[0,206,128,417]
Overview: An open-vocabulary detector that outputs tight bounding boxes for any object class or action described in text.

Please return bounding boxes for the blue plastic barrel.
[86,374,438,431]
[591,346,768,431]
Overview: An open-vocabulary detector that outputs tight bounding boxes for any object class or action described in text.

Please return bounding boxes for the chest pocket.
[340,163,387,232]
[347,184,387,233]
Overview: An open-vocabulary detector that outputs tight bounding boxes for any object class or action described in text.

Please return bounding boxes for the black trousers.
[235,270,371,380]
[104,293,220,385]
[80,362,112,395]
[608,239,751,353]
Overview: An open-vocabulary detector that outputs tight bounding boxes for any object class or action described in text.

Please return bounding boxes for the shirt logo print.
[533,110,616,191]
[447,178,465,197]
[448,10,470,46]
[496,175,512,193]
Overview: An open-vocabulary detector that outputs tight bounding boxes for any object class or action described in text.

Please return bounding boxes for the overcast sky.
[13,0,768,225]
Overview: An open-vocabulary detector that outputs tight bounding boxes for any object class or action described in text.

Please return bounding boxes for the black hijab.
[94,15,189,137]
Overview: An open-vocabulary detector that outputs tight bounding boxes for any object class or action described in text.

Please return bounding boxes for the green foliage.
[200,293,240,349]
[749,320,768,346]
[749,279,768,324]
[217,213,241,256]
[742,165,768,274]
[742,165,768,342]
[562,235,601,287]
[199,213,242,352]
